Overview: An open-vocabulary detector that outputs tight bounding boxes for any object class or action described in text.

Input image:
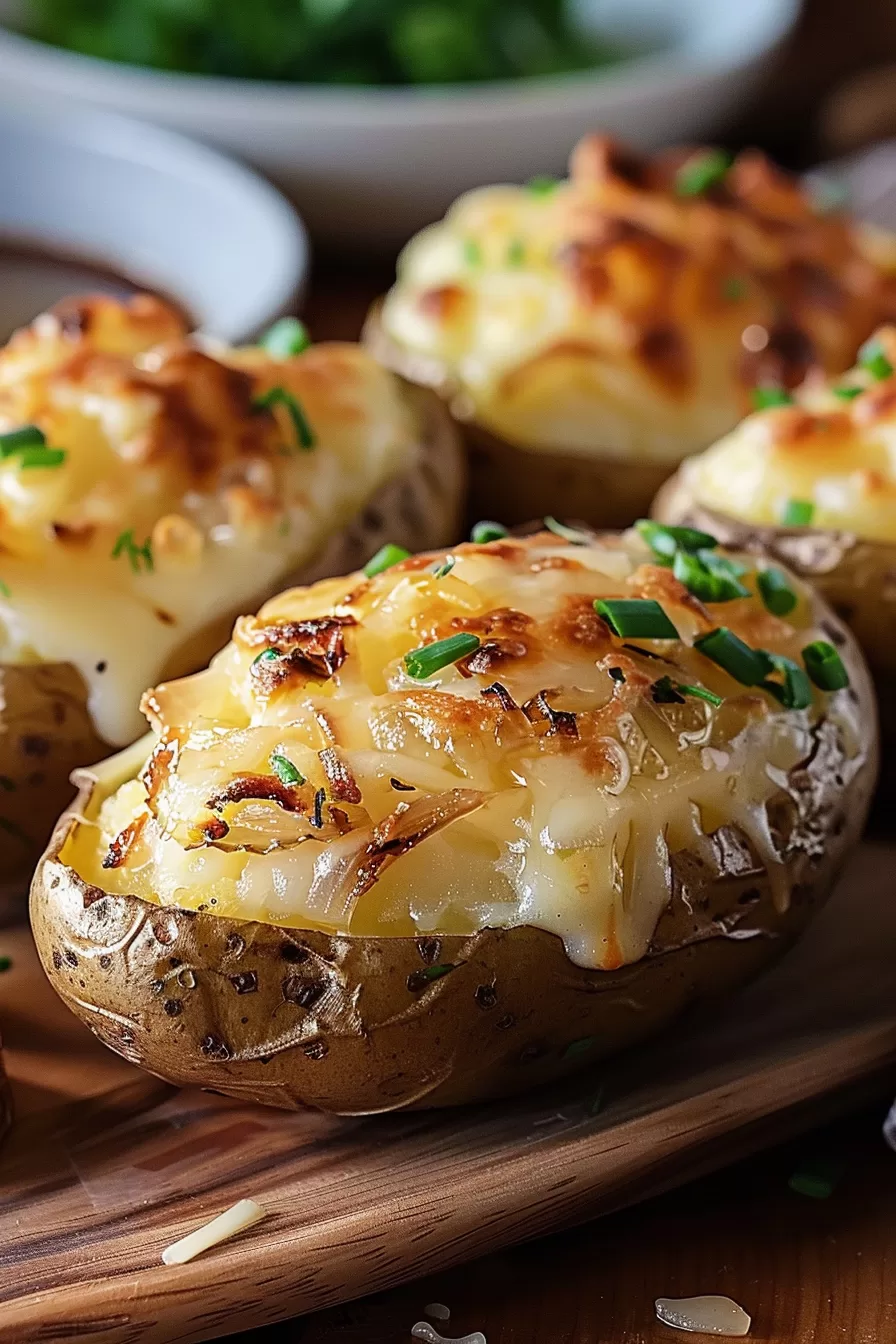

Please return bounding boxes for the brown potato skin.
[0,384,464,909]
[364,300,670,531]
[653,473,896,740]
[31,684,877,1113]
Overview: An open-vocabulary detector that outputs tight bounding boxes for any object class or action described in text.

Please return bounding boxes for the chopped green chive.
[752,385,794,410]
[761,653,813,711]
[0,580,9,599]
[859,338,894,381]
[404,632,481,680]
[363,543,410,578]
[781,497,815,527]
[722,276,747,301]
[635,519,717,562]
[0,424,45,454]
[757,567,797,616]
[675,148,731,197]
[252,647,280,666]
[17,447,66,469]
[527,175,559,197]
[788,1153,844,1200]
[544,516,591,545]
[697,549,748,580]
[0,956,10,973]
[270,752,304,787]
[506,238,525,267]
[463,238,482,266]
[833,384,863,401]
[111,529,154,574]
[694,627,773,685]
[673,549,749,603]
[563,1036,598,1059]
[608,666,625,683]
[594,599,679,640]
[802,640,849,691]
[407,963,457,991]
[471,520,509,544]
[260,316,311,358]
[651,675,723,708]
[432,556,456,579]
[254,385,315,450]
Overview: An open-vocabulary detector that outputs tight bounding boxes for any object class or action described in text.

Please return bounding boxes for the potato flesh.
[0,295,421,745]
[67,531,868,972]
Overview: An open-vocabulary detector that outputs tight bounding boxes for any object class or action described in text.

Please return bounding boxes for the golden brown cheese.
[0,294,421,743]
[678,325,896,542]
[379,136,896,464]
[67,530,864,972]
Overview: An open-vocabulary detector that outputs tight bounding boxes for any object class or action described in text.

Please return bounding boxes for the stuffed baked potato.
[654,325,896,738]
[367,134,896,530]
[32,523,876,1113]
[0,295,463,899]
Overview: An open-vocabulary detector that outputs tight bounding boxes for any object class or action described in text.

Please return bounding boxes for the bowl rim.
[0,0,799,114]
[0,93,309,341]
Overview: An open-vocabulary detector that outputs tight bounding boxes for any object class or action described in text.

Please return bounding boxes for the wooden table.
[224,270,896,1344]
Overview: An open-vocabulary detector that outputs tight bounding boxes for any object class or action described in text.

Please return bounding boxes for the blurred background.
[2,0,896,338]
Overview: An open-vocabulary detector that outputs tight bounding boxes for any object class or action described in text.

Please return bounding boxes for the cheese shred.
[161,1198,267,1265]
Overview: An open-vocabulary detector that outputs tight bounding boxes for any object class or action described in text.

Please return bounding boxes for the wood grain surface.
[1,842,895,1343]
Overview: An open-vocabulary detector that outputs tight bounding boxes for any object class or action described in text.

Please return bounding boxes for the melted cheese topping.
[67,531,861,971]
[0,294,420,744]
[679,325,896,542]
[379,135,896,465]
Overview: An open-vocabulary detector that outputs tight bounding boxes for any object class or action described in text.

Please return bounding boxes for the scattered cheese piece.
[411,1324,486,1344]
[425,1303,452,1321]
[161,1198,267,1265]
[655,1296,751,1336]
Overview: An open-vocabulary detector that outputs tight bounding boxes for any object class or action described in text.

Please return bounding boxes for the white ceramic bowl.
[0,0,798,249]
[0,96,308,341]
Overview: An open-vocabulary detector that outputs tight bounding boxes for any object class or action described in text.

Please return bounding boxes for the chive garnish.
[252,647,280,666]
[18,447,66,469]
[757,567,797,616]
[527,175,559,196]
[675,148,731,197]
[672,549,749,603]
[404,632,480,680]
[752,385,794,410]
[802,640,849,691]
[635,519,717,562]
[254,385,315,450]
[697,549,748,581]
[270,752,304,786]
[431,556,456,579]
[781,498,815,526]
[463,239,482,266]
[310,787,325,829]
[608,666,625,683]
[111,529,154,574]
[260,316,311,358]
[859,338,894,381]
[364,543,410,578]
[0,424,45,454]
[833,384,863,401]
[506,238,525,267]
[761,653,812,710]
[0,956,10,973]
[693,627,772,685]
[652,675,723,708]
[471,520,509,544]
[544,516,591,545]
[594,599,679,640]
[0,580,9,599]
[722,276,747,301]
[788,1153,844,1200]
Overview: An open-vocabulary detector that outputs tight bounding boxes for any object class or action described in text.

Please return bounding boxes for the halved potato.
[653,325,896,737]
[31,528,877,1113]
[0,296,463,903]
[366,134,896,530]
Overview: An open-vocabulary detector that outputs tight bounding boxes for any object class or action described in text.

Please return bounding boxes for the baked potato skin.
[653,474,896,738]
[0,380,463,905]
[31,710,874,1115]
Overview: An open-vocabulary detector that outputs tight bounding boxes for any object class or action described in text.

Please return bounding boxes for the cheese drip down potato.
[367,134,896,530]
[654,325,896,737]
[0,295,463,897]
[32,527,877,1113]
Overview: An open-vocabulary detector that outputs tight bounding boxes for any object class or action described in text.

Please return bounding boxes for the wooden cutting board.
[1,842,895,1344]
